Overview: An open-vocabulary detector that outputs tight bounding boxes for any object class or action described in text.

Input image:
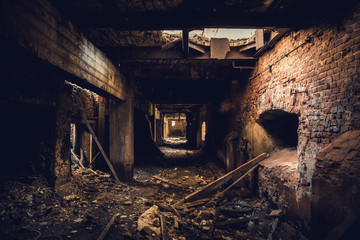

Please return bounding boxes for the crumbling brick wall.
[229,4,360,186]
[213,3,360,222]
[70,82,99,119]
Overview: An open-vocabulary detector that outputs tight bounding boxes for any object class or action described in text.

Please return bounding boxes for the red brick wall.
[225,4,360,189]
[68,82,106,120]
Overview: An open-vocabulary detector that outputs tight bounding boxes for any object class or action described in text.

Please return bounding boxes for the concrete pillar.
[109,98,134,181]
[54,81,72,190]
[157,113,163,144]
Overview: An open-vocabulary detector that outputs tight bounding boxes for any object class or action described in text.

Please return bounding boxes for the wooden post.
[81,112,121,183]
[153,104,157,142]
[182,29,189,58]
[255,29,264,50]
[89,134,93,167]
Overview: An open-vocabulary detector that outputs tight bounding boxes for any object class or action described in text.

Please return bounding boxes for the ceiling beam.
[104,46,256,61]
[254,28,290,57]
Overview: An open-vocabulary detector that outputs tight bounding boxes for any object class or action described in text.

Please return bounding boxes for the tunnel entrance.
[258,109,299,148]
[163,113,187,145]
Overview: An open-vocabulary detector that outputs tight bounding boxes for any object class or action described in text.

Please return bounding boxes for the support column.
[186,111,199,149]
[54,81,72,190]
[109,98,134,181]
[153,104,157,142]
[157,113,163,144]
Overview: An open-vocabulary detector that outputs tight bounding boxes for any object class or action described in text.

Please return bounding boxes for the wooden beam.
[254,28,290,57]
[189,42,206,54]
[238,42,256,52]
[97,213,119,240]
[161,39,206,54]
[182,30,189,58]
[109,47,255,61]
[210,164,260,204]
[81,112,121,183]
[0,0,126,100]
[255,29,265,50]
[161,38,181,51]
[184,153,268,202]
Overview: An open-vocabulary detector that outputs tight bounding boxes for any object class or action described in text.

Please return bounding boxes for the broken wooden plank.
[159,213,166,240]
[161,38,181,51]
[152,175,186,189]
[71,149,98,174]
[144,201,186,215]
[91,152,100,168]
[89,134,93,167]
[81,112,121,183]
[184,198,210,208]
[189,42,206,54]
[254,28,290,57]
[239,42,256,52]
[184,153,268,202]
[209,207,221,237]
[71,149,85,168]
[97,213,119,240]
[214,164,260,202]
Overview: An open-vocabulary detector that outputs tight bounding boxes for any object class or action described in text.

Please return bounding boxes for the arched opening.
[257,109,299,148]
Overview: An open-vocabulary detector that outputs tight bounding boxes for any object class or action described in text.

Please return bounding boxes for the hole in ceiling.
[162,28,256,39]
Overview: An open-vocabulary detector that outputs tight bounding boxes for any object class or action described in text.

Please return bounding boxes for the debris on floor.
[0,147,308,240]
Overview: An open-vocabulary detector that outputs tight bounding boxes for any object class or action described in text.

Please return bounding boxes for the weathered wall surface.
[69,83,107,168]
[55,82,108,189]
[223,4,360,182]
[312,130,360,239]
[210,2,360,226]
[0,0,131,187]
[109,83,135,181]
[0,0,126,100]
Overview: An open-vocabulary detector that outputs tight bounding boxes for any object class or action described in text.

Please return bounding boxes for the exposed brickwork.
[54,82,107,189]
[224,4,360,189]
[69,82,102,120]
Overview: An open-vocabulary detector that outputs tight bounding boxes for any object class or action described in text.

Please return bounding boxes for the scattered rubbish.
[269,209,282,217]
[0,148,302,240]
[137,205,161,236]
[97,213,119,240]
[220,201,254,216]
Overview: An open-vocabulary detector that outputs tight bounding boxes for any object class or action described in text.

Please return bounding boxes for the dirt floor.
[0,143,307,240]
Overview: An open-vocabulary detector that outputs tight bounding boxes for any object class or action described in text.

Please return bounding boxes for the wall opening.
[201,121,206,142]
[257,109,299,148]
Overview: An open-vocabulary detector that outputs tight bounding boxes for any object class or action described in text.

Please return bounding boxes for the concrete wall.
[0,0,126,99]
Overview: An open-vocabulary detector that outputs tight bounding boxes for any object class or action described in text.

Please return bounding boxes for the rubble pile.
[0,148,307,239]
